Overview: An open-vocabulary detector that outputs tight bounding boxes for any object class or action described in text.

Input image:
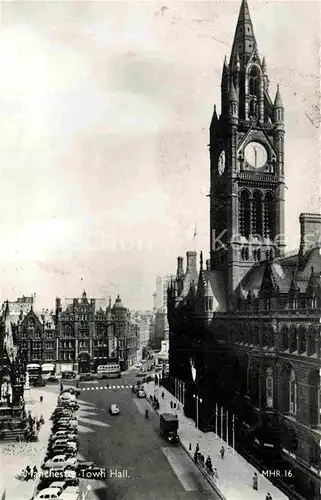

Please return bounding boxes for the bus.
[41,363,56,380]
[26,363,41,382]
[97,364,121,379]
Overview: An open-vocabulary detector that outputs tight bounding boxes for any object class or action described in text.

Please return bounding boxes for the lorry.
[159,413,179,443]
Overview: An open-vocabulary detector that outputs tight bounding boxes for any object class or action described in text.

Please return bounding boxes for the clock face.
[217,150,226,176]
[244,142,268,168]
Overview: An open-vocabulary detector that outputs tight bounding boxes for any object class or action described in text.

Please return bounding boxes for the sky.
[0,0,320,311]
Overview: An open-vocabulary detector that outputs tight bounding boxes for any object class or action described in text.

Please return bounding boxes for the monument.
[0,301,28,441]
[23,371,33,403]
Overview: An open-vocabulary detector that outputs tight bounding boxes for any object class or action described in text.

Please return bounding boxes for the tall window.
[252,191,263,236]
[266,375,273,408]
[248,67,260,119]
[264,193,275,239]
[289,369,297,415]
[239,191,250,237]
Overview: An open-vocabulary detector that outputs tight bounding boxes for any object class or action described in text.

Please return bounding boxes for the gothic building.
[168,2,321,499]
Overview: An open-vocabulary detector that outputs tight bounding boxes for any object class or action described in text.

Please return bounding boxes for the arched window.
[298,328,306,354]
[252,191,263,236]
[248,67,260,119]
[289,328,297,352]
[239,191,250,237]
[282,327,289,350]
[308,369,320,428]
[307,329,316,356]
[264,193,275,239]
[289,369,297,415]
[266,374,273,408]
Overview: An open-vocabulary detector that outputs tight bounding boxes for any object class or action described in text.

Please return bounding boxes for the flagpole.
[220,406,223,445]
[215,403,218,438]
[232,414,235,454]
[226,410,229,450]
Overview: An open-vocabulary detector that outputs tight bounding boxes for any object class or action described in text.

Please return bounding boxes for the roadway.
[76,362,220,500]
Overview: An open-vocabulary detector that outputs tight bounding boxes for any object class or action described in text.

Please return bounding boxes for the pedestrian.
[170,400,173,409]
[266,494,272,500]
[213,468,218,480]
[220,445,225,459]
[252,472,258,490]
[25,465,31,481]
[173,402,176,409]
[196,443,200,453]
[32,466,38,480]
[194,451,198,463]
[161,391,164,399]
[205,455,212,470]
[60,382,63,393]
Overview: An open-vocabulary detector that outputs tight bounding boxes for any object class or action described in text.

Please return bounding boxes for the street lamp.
[193,394,203,429]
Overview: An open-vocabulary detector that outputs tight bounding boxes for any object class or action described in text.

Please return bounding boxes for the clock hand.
[253,146,258,167]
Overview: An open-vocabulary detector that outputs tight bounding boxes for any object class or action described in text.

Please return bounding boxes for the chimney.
[176,256,184,279]
[186,251,197,272]
[55,297,61,312]
[206,259,211,271]
[299,213,321,264]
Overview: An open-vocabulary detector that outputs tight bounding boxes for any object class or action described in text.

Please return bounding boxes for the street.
[76,365,219,500]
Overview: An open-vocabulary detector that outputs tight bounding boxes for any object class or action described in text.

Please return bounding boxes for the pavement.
[0,385,59,500]
[144,381,289,500]
[76,369,220,500]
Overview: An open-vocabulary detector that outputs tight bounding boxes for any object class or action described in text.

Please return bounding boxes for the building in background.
[131,310,155,359]
[168,2,321,499]
[2,290,139,374]
[152,275,175,350]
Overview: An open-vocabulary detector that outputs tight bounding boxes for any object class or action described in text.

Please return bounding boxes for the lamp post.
[193,394,203,429]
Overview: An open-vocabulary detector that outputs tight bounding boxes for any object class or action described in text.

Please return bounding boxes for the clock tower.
[209,0,285,308]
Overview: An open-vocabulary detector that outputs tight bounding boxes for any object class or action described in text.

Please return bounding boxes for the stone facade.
[3,291,139,373]
[167,2,321,499]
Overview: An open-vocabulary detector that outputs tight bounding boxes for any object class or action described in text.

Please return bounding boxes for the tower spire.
[230,0,258,68]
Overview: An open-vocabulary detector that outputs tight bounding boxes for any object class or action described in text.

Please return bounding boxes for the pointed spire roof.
[261,55,266,71]
[197,251,207,298]
[221,56,229,84]
[229,79,238,102]
[274,84,284,108]
[230,0,258,67]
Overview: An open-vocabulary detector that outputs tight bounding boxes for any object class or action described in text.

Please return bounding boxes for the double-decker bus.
[26,363,41,382]
[96,364,121,379]
[41,363,55,380]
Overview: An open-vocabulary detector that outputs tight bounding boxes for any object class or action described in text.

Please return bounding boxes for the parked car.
[37,469,78,491]
[136,372,147,378]
[59,485,80,500]
[47,376,60,383]
[42,455,77,470]
[109,404,120,415]
[34,487,61,499]
[45,446,76,460]
[76,461,95,473]
[48,481,68,494]
[52,422,77,433]
[50,431,78,442]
